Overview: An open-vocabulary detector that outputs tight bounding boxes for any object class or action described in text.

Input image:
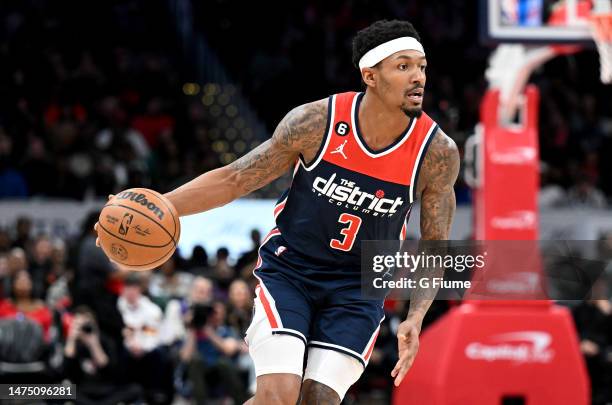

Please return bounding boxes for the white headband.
[358,37,425,70]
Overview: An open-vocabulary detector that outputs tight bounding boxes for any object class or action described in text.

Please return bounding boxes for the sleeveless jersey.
[274,91,438,269]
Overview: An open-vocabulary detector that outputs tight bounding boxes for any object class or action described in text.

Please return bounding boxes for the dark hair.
[124,272,142,287]
[217,247,229,259]
[9,269,31,300]
[81,211,99,239]
[352,20,421,69]
[73,305,96,319]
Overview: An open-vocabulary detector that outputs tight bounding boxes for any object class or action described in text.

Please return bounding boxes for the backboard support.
[481,0,612,124]
[479,0,609,44]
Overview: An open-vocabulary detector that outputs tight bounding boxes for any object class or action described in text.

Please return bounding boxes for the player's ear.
[361,68,377,88]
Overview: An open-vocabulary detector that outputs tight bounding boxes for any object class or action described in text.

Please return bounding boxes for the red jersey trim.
[409,122,439,203]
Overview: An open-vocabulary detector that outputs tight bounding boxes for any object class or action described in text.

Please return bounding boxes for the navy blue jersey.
[273,91,438,269]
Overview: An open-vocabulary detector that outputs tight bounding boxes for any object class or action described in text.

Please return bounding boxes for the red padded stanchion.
[393,303,589,405]
[393,86,589,404]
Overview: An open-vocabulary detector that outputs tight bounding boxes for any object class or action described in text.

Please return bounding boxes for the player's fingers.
[392,350,409,376]
[393,354,416,386]
[391,358,402,377]
[95,237,100,247]
[394,367,408,386]
[392,360,405,385]
[94,222,98,232]
[107,194,114,200]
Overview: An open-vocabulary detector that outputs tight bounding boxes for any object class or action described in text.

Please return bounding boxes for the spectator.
[20,137,56,197]
[227,279,253,337]
[0,131,28,199]
[227,279,256,394]
[567,178,608,209]
[3,247,27,298]
[235,229,261,277]
[539,163,567,208]
[117,273,173,404]
[45,239,70,310]
[149,253,194,308]
[572,293,612,405]
[12,217,33,251]
[0,228,11,253]
[0,256,8,299]
[118,273,163,355]
[211,247,235,290]
[28,235,54,299]
[50,238,68,280]
[187,245,209,273]
[0,270,52,339]
[131,97,175,148]
[64,306,142,405]
[179,300,249,404]
[72,212,124,342]
[95,107,150,162]
[158,276,213,346]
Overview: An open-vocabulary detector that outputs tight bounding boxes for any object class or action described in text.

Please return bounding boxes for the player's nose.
[411,69,426,86]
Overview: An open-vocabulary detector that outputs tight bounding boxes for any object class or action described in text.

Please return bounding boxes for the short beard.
[401,105,423,118]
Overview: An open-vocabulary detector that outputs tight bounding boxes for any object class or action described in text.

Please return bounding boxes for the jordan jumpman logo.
[331,140,348,159]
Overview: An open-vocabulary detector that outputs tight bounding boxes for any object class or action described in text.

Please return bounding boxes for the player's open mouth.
[406,89,423,103]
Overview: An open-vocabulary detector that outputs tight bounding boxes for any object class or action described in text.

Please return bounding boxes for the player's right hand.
[94,194,114,248]
[391,318,421,386]
[94,194,130,271]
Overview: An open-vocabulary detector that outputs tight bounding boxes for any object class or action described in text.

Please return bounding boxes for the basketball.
[97,188,180,271]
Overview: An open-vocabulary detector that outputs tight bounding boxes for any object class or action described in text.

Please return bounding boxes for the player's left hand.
[391,317,421,387]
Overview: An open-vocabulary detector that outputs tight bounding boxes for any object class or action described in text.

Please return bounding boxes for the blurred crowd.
[0,0,221,201]
[0,0,611,206]
[1,214,611,404]
[0,213,432,404]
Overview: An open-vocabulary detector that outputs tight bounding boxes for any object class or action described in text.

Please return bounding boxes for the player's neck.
[358,91,412,151]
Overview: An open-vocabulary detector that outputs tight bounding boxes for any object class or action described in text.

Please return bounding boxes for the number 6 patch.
[334,121,350,136]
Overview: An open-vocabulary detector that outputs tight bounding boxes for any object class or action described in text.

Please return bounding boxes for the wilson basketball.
[97,188,180,271]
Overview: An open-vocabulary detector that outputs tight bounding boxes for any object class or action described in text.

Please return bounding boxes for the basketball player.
[98,20,459,404]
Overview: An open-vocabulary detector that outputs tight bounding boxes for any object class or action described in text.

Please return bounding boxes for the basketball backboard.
[480,0,611,44]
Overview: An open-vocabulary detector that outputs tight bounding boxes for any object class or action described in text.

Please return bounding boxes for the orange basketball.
[97,188,180,271]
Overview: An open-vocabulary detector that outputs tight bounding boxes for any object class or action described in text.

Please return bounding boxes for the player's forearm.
[165,138,296,217]
[164,166,241,217]
[408,190,456,325]
[408,129,459,324]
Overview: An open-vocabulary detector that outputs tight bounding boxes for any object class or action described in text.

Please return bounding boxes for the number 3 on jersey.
[330,213,362,252]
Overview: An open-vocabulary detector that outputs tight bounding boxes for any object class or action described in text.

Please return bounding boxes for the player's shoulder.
[286,91,361,122]
[267,97,330,163]
[412,110,457,157]
[426,127,459,161]
[276,97,330,150]
[428,127,458,157]
[416,126,460,193]
[284,97,329,128]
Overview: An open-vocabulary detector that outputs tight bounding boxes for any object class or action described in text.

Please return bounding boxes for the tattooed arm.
[164,99,327,217]
[408,129,460,320]
[391,129,460,386]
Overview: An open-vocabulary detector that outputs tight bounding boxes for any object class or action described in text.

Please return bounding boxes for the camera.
[81,322,94,334]
[190,304,214,329]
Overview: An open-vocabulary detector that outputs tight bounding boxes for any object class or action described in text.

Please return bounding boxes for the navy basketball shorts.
[245,228,385,399]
